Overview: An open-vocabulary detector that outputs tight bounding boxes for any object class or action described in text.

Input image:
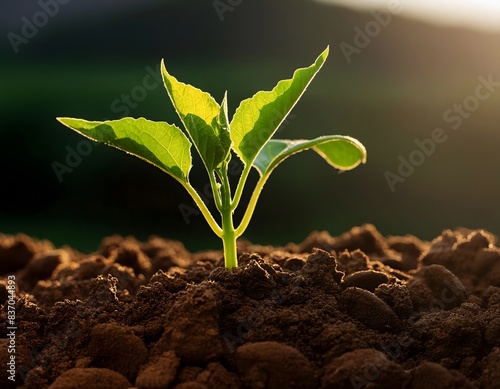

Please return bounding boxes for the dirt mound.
[1,224,499,388]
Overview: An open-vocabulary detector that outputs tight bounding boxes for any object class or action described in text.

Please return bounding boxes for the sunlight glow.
[314,0,500,32]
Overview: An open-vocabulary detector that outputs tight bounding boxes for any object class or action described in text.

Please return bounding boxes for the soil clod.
[1,225,499,388]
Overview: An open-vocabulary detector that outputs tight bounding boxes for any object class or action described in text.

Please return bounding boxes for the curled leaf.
[254,135,367,177]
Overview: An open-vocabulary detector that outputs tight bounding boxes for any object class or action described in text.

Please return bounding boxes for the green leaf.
[161,60,231,171]
[230,47,329,166]
[57,117,192,183]
[254,135,367,177]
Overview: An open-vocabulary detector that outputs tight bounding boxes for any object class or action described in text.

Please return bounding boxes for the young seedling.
[57,47,366,270]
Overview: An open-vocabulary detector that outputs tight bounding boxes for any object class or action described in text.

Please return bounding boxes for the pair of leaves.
[57,48,366,188]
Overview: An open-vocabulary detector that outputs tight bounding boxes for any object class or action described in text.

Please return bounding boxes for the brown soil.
[1,224,500,389]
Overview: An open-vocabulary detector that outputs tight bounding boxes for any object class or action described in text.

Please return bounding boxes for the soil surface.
[1,224,500,388]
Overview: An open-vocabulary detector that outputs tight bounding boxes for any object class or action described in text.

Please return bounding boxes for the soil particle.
[311,321,372,361]
[123,282,173,339]
[21,299,95,387]
[484,285,500,306]
[87,274,120,307]
[480,303,500,348]
[342,270,389,292]
[321,348,410,389]
[474,249,500,293]
[135,350,180,389]
[18,250,69,292]
[335,224,389,256]
[46,367,130,389]
[176,366,205,383]
[412,303,483,363]
[478,347,500,388]
[386,234,426,271]
[340,287,402,333]
[153,282,225,364]
[149,270,188,294]
[337,249,370,274]
[407,264,467,311]
[299,224,390,258]
[301,249,343,294]
[236,259,277,300]
[296,231,336,253]
[108,240,152,276]
[374,281,413,319]
[420,230,495,285]
[87,323,148,382]
[235,341,317,389]
[0,234,53,274]
[142,236,193,272]
[190,362,240,389]
[2,225,500,388]
[409,361,475,389]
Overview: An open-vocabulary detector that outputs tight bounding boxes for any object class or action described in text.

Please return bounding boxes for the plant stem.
[183,183,223,237]
[235,173,269,237]
[231,162,252,211]
[220,164,238,270]
[221,206,238,270]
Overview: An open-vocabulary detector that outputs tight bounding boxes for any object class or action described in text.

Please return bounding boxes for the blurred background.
[1,0,499,252]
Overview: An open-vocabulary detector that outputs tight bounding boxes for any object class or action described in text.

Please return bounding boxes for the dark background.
[1,0,499,253]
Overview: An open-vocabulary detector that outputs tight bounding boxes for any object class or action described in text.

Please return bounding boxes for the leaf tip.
[160,58,169,78]
[322,46,330,60]
[56,117,73,128]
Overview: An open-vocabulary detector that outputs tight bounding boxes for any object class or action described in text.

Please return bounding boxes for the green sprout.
[57,47,367,270]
